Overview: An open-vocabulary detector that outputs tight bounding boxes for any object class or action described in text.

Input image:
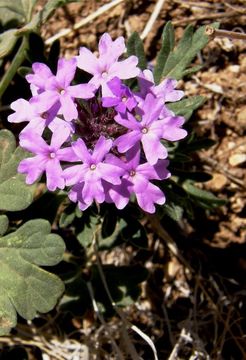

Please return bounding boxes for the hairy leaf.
[167,95,205,120]
[154,21,175,84]
[154,22,219,81]
[183,181,226,207]
[0,219,65,335]
[162,202,184,222]
[0,130,33,211]
[127,32,147,70]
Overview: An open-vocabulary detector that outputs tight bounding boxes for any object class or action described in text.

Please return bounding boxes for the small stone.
[205,83,224,94]
[228,65,240,73]
[236,106,246,129]
[229,153,246,167]
[206,173,227,191]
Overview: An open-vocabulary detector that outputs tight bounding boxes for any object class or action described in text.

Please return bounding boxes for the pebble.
[229,153,246,167]
[206,173,227,191]
[237,106,246,129]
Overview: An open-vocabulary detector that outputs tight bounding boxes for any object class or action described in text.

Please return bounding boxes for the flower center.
[130,170,136,177]
[41,112,48,119]
[141,127,148,134]
[135,114,142,122]
[59,89,65,95]
[101,71,108,79]
[49,152,56,159]
[90,164,97,170]
[122,96,127,102]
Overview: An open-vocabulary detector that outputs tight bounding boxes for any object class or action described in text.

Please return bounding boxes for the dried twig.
[172,11,244,26]
[45,0,124,45]
[205,26,246,41]
[147,214,193,273]
[140,0,166,40]
[202,157,246,190]
[92,230,159,360]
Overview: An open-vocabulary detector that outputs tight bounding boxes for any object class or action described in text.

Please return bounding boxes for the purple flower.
[76,33,140,96]
[104,144,170,213]
[102,77,137,113]
[27,58,95,121]
[8,98,73,135]
[18,126,76,191]
[114,94,167,165]
[114,93,187,165]
[137,70,184,117]
[64,136,124,209]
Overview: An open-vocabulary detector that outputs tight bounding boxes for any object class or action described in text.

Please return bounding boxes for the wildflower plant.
[0,0,223,337]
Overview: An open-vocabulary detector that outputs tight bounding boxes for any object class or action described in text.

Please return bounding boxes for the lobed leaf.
[0,219,65,335]
[0,29,19,59]
[0,130,33,211]
[0,0,25,25]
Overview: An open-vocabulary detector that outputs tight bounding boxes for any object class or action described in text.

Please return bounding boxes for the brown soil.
[2,0,246,359]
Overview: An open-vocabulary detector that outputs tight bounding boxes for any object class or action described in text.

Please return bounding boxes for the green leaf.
[21,0,37,22]
[93,265,148,309]
[162,202,183,222]
[0,130,33,211]
[183,181,226,207]
[183,138,216,152]
[101,209,118,239]
[155,22,219,81]
[0,219,65,335]
[127,32,147,70]
[17,66,32,77]
[0,1,25,25]
[154,21,175,84]
[98,218,127,250]
[76,215,99,248]
[167,95,205,120]
[17,0,80,34]
[0,215,8,236]
[0,29,18,59]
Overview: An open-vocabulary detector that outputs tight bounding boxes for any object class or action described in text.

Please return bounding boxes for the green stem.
[0,36,28,100]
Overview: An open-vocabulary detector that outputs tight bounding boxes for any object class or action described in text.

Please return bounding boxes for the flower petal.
[63,164,86,186]
[19,130,48,154]
[110,56,140,79]
[46,159,65,191]
[26,63,53,89]
[60,93,78,121]
[18,155,46,184]
[30,90,59,113]
[8,99,34,123]
[67,83,96,99]
[141,133,168,165]
[92,136,112,163]
[56,57,77,88]
[114,131,141,153]
[76,47,99,74]
[136,182,165,213]
[72,138,91,162]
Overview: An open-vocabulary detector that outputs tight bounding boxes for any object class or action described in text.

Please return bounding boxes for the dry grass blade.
[45,0,124,45]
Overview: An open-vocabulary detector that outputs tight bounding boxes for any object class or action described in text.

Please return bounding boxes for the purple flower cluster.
[8,33,187,214]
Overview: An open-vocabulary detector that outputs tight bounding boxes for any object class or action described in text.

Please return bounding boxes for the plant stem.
[205,26,246,41]
[0,36,28,100]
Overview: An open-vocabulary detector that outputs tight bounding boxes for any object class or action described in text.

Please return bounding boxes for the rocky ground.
[1,0,246,359]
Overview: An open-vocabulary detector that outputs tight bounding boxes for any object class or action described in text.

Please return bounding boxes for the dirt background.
[1,0,246,359]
